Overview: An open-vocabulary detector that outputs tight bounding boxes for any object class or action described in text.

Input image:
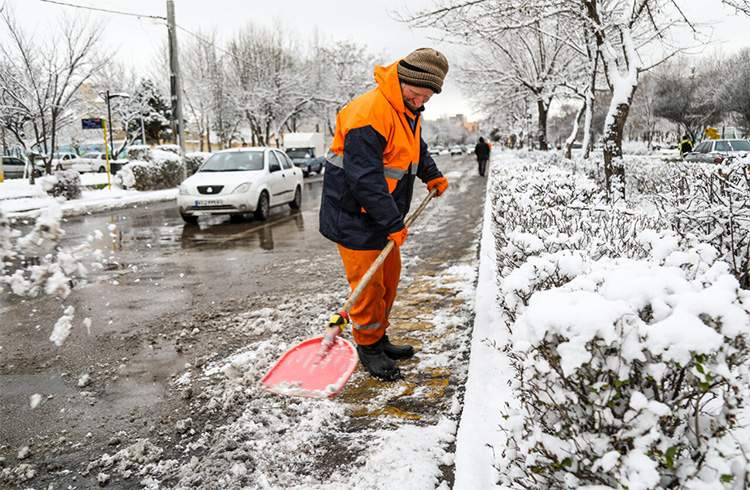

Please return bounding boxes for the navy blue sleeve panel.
[343,126,405,233]
[417,137,443,183]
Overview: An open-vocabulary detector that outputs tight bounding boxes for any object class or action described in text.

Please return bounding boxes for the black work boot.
[356,339,402,381]
[381,334,415,360]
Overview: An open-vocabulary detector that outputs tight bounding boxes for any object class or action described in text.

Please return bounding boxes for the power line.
[40,0,240,64]
[175,24,244,64]
[38,0,166,20]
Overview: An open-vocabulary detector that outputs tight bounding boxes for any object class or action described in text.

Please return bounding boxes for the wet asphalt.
[0,154,485,487]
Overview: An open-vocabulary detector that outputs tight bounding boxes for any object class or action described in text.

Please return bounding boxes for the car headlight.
[179,184,190,195]
[233,182,251,194]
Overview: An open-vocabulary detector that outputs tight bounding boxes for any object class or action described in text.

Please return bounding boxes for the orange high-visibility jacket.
[319,61,442,250]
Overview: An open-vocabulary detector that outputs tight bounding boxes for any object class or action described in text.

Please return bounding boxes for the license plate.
[194,199,223,207]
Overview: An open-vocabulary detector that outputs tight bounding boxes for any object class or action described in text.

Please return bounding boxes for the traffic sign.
[705,127,720,140]
[82,118,104,129]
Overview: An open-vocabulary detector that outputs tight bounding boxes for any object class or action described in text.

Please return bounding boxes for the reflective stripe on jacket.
[319,61,442,250]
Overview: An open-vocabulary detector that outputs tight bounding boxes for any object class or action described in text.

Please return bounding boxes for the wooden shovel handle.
[341,188,438,313]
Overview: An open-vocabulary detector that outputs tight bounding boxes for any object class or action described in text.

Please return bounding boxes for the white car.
[177,147,303,224]
[71,152,127,173]
[52,152,80,170]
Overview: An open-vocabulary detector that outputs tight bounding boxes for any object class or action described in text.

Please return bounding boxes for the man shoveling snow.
[319,48,450,380]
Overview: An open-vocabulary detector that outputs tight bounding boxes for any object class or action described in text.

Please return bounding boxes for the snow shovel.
[261,188,438,399]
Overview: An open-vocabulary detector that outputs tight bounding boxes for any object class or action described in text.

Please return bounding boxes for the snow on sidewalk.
[0,173,176,217]
[454,153,513,489]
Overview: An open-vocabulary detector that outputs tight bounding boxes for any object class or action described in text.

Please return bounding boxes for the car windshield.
[729,140,750,151]
[286,148,312,159]
[199,152,264,172]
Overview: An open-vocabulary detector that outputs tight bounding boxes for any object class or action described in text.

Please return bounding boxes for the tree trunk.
[582,87,595,159]
[564,100,586,160]
[603,101,631,200]
[206,114,212,152]
[537,99,549,150]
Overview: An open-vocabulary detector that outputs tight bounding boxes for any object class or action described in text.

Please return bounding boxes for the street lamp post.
[106,90,114,156]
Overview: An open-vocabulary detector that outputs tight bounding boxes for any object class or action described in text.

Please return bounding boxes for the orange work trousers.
[336,243,401,346]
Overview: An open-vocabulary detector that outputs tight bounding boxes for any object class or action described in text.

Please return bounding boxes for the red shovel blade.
[261,336,358,399]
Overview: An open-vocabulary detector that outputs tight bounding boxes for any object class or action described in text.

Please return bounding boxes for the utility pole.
[106,90,114,156]
[166,0,187,178]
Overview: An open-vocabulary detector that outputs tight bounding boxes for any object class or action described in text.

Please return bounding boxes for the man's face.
[401,83,434,112]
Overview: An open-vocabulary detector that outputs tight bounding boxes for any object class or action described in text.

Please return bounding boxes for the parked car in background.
[285,147,324,176]
[449,145,464,155]
[284,133,325,176]
[683,139,750,164]
[1,156,42,179]
[71,152,127,174]
[429,145,445,156]
[177,148,303,224]
[51,151,81,170]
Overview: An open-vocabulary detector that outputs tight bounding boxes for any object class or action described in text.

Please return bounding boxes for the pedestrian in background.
[319,48,450,381]
[475,136,491,177]
[679,134,693,158]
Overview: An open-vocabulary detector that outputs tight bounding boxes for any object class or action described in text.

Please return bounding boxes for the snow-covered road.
[1,154,487,489]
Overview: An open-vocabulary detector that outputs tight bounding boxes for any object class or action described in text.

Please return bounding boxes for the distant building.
[422,114,480,145]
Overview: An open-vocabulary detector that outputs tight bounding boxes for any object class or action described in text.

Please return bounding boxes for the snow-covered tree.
[225,23,313,147]
[407,7,580,151]
[0,7,104,177]
[181,30,225,151]
[719,48,750,134]
[130,79,171,145]
[653,60,724,142]
[308,40,380,138]
[407,0,699,198]
[89,62,155,154]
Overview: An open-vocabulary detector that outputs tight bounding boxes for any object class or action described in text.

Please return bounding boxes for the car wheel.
[289,186,302,210]
[98,166,106,173]
[229,214,245,223]
[303,169,310,177]
[254,191,270,220]
[180,212,198,225]
[316,164,323,174]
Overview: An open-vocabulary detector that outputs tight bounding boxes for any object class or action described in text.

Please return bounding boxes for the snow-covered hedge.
[649,157,750,289]
[185,151,211,176]
[493,153,750,488]
[499,235,750,488]
[115,148,184,191]
[493,155,665,281]
[564,153,750,288]
[39,170,82,200]
[156,144,181,155]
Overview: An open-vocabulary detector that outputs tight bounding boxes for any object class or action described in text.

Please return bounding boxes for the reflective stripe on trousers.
[352,321,382,331]
[336,243,402,346]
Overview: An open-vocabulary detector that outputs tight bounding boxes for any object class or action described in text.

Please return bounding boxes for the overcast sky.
[5,0,750,121]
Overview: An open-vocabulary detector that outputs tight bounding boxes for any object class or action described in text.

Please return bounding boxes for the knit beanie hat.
[397,48,449,94]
